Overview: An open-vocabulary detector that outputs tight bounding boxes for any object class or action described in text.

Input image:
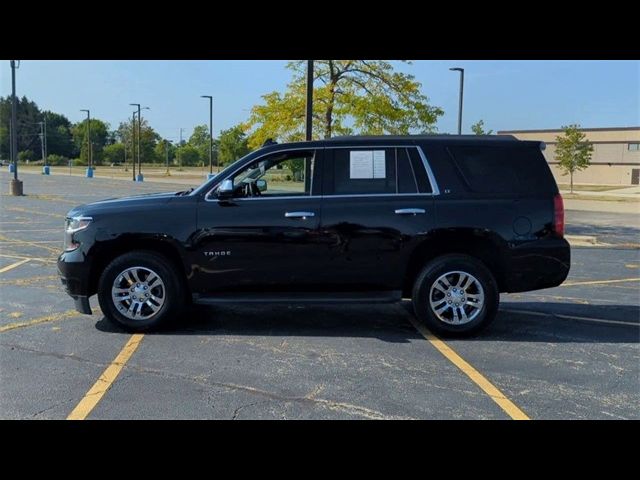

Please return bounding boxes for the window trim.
[204,144,440,202]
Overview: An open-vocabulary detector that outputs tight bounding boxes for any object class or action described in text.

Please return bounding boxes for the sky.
[1,60,638,140]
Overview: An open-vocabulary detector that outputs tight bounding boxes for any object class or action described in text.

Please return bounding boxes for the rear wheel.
[98,251,184,331]
[412,254,499,336]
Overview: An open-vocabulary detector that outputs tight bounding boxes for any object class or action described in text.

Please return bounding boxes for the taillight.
[553,193,564,237]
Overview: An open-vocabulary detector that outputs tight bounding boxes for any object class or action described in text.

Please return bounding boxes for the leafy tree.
[471,120,493,135]
[218,125,250,166]
[0,95,46,159]
[188,125,218,166]
[555,124,594,193]
[115,118,161,164]
[42,111,76,158]
[176,144,201,166]
[103,143,126,165]
[245,60,443,149]
[72,118,110,165]
[155,139,176,166]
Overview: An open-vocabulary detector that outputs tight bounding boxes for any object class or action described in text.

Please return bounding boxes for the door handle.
[285,211,316,219]
[395,208,426,215]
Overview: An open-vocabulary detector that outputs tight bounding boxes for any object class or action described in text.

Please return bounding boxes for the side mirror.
[256,179,268,192]
[217,179,234,199]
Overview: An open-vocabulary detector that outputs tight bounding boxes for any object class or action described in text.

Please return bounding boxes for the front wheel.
[98,251,185,331]
[412,254,499,336]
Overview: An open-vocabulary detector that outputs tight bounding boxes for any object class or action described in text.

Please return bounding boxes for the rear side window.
[448,146,555,194]
[331,148,397,195]
[327,147,433,195]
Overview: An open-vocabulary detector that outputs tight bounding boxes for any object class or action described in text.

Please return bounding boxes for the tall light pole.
[201,95,214,177]
[129,104,142,181]
[178,128,184,167]
[450,67,464,135]
[305,60,314,141]
[80,109,92,177]
[131,110,137,181]
[9,60,22,195]
[165,139,172,174]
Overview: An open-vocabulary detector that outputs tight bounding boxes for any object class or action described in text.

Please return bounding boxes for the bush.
[73,158,87,167]
[46,154,69,166]
[18,150,35,163]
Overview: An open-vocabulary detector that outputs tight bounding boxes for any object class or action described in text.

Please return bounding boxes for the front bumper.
[58,250,93,315]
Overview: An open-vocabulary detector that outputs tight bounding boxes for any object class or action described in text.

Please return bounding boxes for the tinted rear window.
[448,145,556,194]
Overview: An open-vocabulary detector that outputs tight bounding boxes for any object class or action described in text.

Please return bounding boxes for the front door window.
[223,150,316,198]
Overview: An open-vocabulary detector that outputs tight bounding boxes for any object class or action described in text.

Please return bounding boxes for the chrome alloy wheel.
[429,271,485,325]
[111,266,166,320]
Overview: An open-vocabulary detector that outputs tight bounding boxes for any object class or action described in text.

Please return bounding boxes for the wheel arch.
[403,228,507,297]
[88,235,190,299]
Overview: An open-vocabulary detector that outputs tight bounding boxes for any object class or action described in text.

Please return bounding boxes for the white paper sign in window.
[350,151,373,179]
[372,150,386,178]
[349,150,386,179]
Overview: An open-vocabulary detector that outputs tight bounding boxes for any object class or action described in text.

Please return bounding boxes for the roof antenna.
[262,138,277,147]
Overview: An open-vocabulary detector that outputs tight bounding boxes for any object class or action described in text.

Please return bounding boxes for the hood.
[66,191,185,218]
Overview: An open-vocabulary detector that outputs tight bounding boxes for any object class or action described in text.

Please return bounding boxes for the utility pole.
[9,60,22,196]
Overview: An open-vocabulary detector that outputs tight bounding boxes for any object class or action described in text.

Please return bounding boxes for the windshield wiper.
[175,188,194,196]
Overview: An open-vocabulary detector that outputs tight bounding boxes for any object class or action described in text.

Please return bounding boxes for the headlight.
[64,216,92,251]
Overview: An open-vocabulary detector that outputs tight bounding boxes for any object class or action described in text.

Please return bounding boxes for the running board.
[193,291,402,305]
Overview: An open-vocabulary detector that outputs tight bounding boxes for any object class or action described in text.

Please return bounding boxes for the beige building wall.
[498,127,640,185]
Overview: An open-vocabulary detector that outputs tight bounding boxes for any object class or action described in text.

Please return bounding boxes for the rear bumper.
[503,237,571,293]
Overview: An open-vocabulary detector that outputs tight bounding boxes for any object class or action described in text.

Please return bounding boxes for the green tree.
[103,143,126,165]
[0,95,45,159]
[42,111,76,158]
[176,144,201,166]
[245,60,443,149]
[471,120,493,135]
[154,139,177,167]
[188,125,218,166]
[115,118,161,164]
[218,125,250,166]
[72,118,110,165]
[555,124,594,193]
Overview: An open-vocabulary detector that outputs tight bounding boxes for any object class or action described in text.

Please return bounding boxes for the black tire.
[412,254,499,336]
[98,250,185,332]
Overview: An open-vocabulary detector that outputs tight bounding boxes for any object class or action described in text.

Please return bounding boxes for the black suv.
[58,135,570,335]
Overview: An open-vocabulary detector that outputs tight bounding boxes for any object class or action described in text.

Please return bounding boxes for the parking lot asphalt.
[1,171,638,420]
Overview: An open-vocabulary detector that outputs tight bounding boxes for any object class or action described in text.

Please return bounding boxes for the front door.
[192,148,324,294]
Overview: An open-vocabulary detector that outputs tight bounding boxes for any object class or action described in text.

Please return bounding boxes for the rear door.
[317,145,436,292]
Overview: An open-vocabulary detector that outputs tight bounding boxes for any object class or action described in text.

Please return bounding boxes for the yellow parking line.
[67,334,145,420]
[0,310,79,333]
[408,317,530,420]
[0,258,30,274]
[561,277,640,287]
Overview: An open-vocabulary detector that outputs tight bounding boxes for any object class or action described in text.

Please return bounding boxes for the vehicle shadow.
[95,300,639,344]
